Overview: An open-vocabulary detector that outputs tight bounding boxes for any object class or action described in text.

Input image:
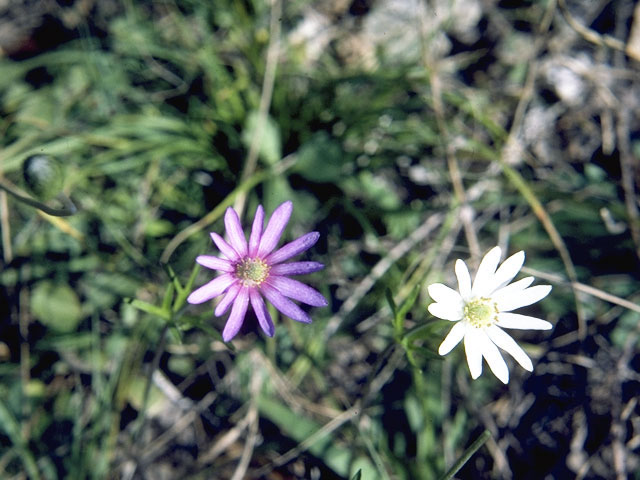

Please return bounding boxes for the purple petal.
[270,261,324,276]
[249,289,274,337]
[187,274,236,304]
[196,255,234,272]
[222,288,249,342]
[257,201,293,257]
[248,205,265,257]
[267,276,327,307]
[215,282,242,317]
[266,232,319,265]
[210,232,240,261]
[224,207,248,256]
[260,283,311,323]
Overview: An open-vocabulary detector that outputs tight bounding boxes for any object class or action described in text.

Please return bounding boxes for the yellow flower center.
[464,297,498,328]
[235,258,270,287]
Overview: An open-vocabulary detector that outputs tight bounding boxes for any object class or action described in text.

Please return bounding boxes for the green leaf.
[385,288,397,317]
[31,281,83,333]
[173,263,200,312]
[145,219,174,237]
[294,131,344,182]
[127,299,170,321]
[127,374,167,417]
[242,110,281,165]
[351,469,362,480]
[22,155,64,201]
[162,283,175,312]
[409,346,443,361]
[174,314,232,350]
[397,284,421,324]
[404,320,446,343]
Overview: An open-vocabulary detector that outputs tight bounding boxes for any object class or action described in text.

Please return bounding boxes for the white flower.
[428,246,552,384]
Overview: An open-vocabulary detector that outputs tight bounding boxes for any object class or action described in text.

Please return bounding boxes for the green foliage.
[22,155,64,201]
[294,131,344,183]
[31,281,83,333]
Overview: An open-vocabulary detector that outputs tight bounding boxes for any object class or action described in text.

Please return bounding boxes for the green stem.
[438,429,491,480]
[0,180,77,216]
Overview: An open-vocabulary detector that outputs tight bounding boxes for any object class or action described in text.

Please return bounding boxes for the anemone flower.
[427,246,552,384]
[187,201,327,341]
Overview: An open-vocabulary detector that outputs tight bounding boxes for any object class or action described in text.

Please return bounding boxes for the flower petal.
[249,289,274,337]
[476,330,509,384]
[258,201,293,257]
[210,232,240,261]
[215,282,242,317]
[196,255,234,272]
[495,285,552,312]
[472,246,501,297]
[248,205,265,257]
[222,288,249,342]
[270,261,324,276]
[491,277,534,305]
[427,283,463,308]
[455,259,472,300]
[266,232,320,265]
[438,321,466,355]
[224,207,248,256]
[267,276,327,307]
[427,302,463,321]
[260,283,311,323]
[492,250,525,291]
[486,325,533,371]
[497,313,553,330]
[463,328,483,379]
[187,274,236,304]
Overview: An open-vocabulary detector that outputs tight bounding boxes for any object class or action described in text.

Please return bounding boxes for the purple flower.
[187,201,328,341]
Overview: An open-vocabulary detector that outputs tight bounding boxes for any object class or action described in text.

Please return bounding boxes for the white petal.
[427,283,463,307]
[491,251,525,291]
[472,246,501,297]
[476,330,509,384]
[455,260,472,300]
[463,328,483,379]
[428,302,463,321]
[497,312,553,330]
[495,285,552,312]
[486,326,533,371]
[491,277,534,305]
[438,322,466,355]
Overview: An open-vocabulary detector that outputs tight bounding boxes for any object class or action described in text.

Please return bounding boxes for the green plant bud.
[23,154,64,201]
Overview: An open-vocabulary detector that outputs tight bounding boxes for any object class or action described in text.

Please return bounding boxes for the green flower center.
[464,297,498,329]
[235,258,270,287]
